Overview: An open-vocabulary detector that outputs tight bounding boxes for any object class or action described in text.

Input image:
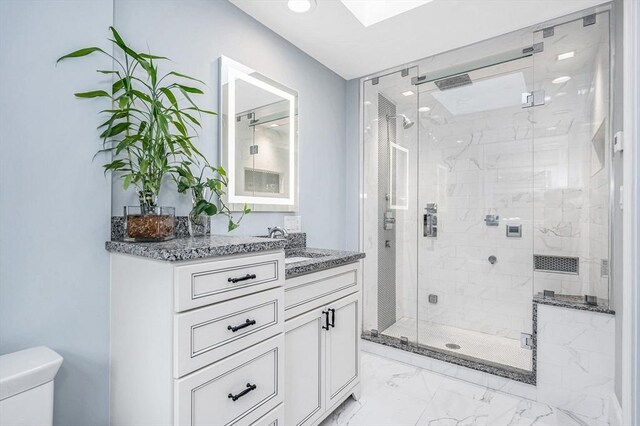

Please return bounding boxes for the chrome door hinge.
[614,131,624,153]
[522,90,545,108]
[521,333,533,350]
[543,27,554,38]
[523,42,544,55]
[584,14,596,27]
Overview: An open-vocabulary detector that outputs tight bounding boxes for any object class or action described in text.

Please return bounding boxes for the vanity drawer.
[285,263,360,320]
[175,251,284,312]
[251,403,283,426]
[175,335,284,426]
[174,287,284,378]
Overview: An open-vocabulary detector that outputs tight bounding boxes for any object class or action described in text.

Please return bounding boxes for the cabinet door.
[284,306,327,426]
[325,293,360,408]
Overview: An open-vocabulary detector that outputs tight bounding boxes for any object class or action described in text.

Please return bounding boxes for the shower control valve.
[484,215,500,226]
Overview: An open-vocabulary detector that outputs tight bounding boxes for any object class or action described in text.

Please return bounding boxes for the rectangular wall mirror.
[220,56,299,212]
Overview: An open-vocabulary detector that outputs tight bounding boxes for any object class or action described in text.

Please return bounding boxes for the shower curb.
[362,305,538,386]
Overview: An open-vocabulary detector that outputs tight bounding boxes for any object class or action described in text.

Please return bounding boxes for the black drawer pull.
[228,383,257,401]
[227,319,256,333]
[328,308,335,328]
[227,273,257,284]
[322,310,330,330]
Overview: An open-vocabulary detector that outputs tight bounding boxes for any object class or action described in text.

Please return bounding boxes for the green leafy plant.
[56,27,210,210]
[58,26,248,232]
[176,163,250,232]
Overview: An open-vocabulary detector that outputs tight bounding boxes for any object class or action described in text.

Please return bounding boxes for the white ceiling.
[229,0,609,80]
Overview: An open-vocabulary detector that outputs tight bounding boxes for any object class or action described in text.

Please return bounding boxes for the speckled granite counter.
[105,235,287,262]
[285,247,365,279]
[533,293,614,314]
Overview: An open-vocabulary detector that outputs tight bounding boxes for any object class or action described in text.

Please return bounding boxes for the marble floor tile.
[319,353,607,426]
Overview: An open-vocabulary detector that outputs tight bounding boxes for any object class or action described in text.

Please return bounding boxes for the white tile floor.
[319,353,608,426]
[381,317,532,371]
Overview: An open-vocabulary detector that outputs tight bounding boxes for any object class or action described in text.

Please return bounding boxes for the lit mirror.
[220,56,298,212]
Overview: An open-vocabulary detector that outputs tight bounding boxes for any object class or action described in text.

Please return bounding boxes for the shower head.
[434,73,472,90]
[387,114,415,129]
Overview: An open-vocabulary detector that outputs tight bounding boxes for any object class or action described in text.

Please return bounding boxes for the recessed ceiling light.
[552,76,571,84]
[418,106,431,112]
[402,90,415,97]
[288,0,316,14]
[340,0,433,27]
[364,101,372,106]
[547,126,557,131]
[270,123,279,127]
[557,51,575,61]
[556,92,567,97]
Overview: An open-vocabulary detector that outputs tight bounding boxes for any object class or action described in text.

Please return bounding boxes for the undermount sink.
[284,256,312,264]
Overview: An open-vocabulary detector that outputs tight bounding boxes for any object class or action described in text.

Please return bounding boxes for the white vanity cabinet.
[110,250,286,426]
[283,262,362,426]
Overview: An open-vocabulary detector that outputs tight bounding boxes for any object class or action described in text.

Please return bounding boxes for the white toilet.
[0,347,63,426]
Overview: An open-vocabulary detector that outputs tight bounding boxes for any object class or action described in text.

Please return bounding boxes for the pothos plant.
[57,26,248,231]
[176,163,250,232]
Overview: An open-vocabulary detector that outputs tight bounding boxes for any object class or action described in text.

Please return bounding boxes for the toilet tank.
[0,347,63,426]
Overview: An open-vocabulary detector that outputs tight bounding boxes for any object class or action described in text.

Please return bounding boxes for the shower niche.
[361,10,612,380]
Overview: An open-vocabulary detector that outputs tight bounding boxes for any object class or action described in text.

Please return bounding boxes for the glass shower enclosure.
[361,11,611,377]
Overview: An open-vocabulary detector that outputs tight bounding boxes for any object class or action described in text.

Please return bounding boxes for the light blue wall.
[113,0,348,250]
[1,1,350,424]
[0,1,113,425]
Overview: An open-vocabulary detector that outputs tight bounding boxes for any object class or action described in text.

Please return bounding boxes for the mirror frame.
[219,56,299,212]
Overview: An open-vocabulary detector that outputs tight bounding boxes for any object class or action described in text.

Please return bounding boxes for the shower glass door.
[416,57,535,372]
[530,12,612,305]
[362,68,419,345]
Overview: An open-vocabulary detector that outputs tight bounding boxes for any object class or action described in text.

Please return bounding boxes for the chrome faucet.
[268,226,288,239]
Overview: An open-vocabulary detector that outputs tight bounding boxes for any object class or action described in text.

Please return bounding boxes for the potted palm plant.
[58,27,230,241]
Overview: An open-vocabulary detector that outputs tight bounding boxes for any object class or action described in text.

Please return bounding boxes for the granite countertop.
[105,231,366,277]
[533,293,615,315]
[285,247,366,279]
[105,235,287,262]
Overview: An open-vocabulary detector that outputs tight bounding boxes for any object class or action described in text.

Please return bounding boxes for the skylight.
[340,0,434,27]
[430,72,527,115]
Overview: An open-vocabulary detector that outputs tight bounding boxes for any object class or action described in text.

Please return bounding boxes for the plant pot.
[188,211,210,237]
[124,206,176,242]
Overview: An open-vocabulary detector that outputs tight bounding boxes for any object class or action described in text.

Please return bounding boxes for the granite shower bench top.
[533,293,615,315]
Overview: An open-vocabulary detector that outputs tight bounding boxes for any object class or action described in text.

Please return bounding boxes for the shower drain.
[445,343,461,350]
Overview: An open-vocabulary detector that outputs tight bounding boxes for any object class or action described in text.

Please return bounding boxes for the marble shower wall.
[536,304,615,423]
